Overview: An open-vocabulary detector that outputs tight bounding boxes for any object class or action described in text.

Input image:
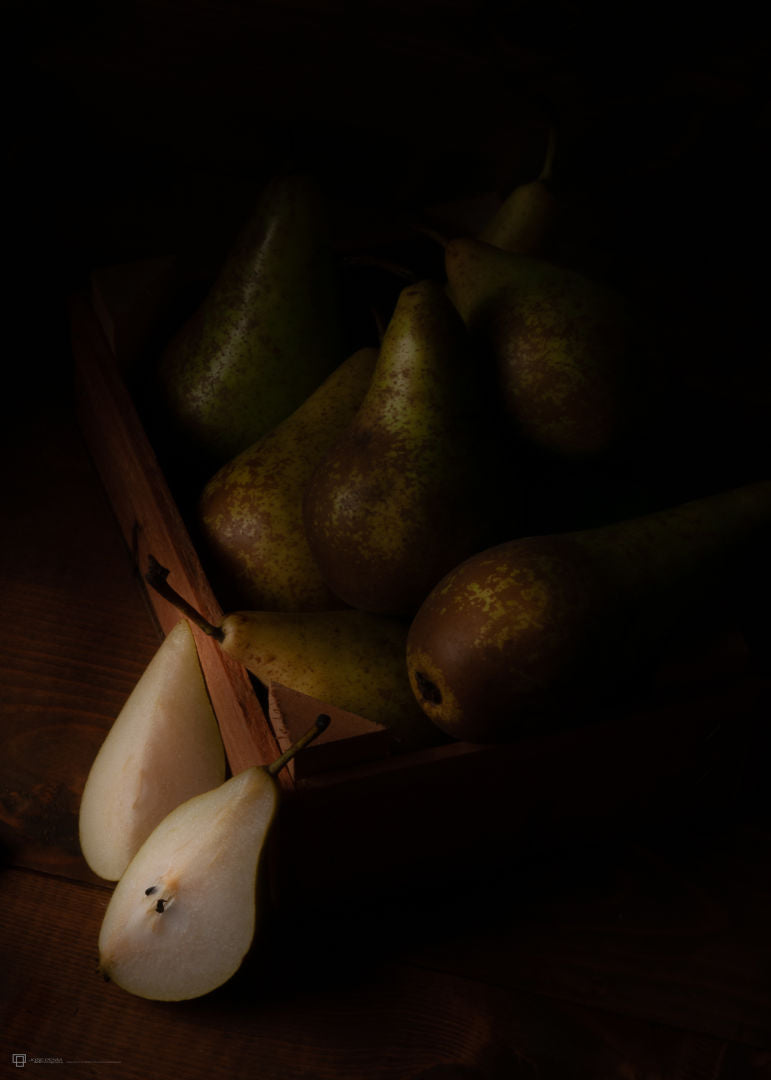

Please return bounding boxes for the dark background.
[5,1,771,491]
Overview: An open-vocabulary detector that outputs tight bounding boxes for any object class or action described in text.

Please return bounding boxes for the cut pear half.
[79,619,226,881]
[98,714,329,1001]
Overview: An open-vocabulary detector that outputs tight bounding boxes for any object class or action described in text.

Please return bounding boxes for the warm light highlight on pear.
[98,766,275,1000]
[97,716,329,1001]
[79,620,226,881]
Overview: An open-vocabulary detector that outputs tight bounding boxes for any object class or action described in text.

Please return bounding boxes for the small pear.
[198,346,377,611]
[158,173,342,471]
[79,620,226,881]
[98,716,328,1001]
[146,558,442,749]
[479,128,560,256]
[407,481,771,743]
[302,279,496,617]
[445,237,632,459]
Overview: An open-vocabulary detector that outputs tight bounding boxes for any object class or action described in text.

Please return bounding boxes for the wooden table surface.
[3,5,771,1076]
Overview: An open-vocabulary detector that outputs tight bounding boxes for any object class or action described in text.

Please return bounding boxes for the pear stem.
[407,221,449,250]
[144,555,225,642]
[539,125,557,184]
[343,254,419,282]
[267,714,331,776]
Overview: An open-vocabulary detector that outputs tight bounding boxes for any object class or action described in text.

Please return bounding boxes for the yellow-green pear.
[158,173,342,471]
[479,128,560,255]
[79,620,226,881]
[407,481,771,743]
[146,558,442,749]
[302,279,497,617]
[445,236,632,459]
[198,346,377,611]
[98,716,328,1001]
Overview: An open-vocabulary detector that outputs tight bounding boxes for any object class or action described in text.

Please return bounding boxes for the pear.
[479,127,560,256]
[407,481,771,743]
[98,715,329,1001]
[302,279,496,617]
[158,173,342,470]
[445,236,632,459]
[146,558,443,749]
[79,620,226,881]
[197,345,377,611]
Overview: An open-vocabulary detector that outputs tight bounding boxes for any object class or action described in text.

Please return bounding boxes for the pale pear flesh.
[98,766,277,1001]
[79,620,226,881]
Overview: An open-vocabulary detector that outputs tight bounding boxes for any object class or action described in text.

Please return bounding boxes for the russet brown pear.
[407,481,771,743]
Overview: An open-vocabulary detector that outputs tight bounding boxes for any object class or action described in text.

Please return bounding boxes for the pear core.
[98,767,276,1001]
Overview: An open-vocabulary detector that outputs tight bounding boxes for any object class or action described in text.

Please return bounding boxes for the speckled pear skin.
[407,481,771,743]
[198,346,377,612]
[478,178,560,256]
[445,237,630,459]
[302,279,496,618]
[219,608,443,748]
[158,174,342,470]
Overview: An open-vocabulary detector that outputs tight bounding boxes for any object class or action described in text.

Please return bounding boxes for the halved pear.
[79,619,226,881]
[98,716,328,1001]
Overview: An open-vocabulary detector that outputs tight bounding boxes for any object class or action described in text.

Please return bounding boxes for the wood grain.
[70,290,283,779]
[3,867,769,1080]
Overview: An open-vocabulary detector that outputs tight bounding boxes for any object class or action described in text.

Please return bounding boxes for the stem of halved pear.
[267,714,331,777]
[144,555,225,643]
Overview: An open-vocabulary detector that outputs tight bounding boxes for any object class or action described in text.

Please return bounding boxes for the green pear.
[79,620,226,881]
[445,236,632,459]
[197,346,377,612]
[302,279,496,617]
[98,716,328,1001]
[158,173,342,470]
[145,559,443,749]
[407,481,771,743]
[479,128,560,256]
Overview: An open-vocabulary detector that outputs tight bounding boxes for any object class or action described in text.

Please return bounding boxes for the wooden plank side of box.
[272,668,770,909]
[69,289,284,780]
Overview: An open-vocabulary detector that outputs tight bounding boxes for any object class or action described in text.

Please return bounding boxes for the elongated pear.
[302,279,495,617]
[198,346,377,611]
[79,620,226,881]
[146,559,443,749]
[445,237,631,458]
[158,173,342,470]
[98,716,328,1001]
[407,481,771,743]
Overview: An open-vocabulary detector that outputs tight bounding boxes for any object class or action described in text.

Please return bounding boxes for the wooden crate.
[70,257,768,912]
